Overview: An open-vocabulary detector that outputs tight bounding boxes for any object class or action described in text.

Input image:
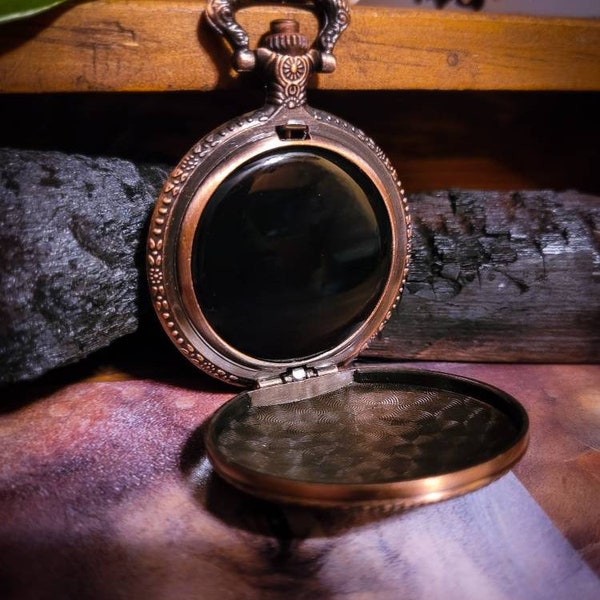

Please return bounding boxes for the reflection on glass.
[192,147,392,361]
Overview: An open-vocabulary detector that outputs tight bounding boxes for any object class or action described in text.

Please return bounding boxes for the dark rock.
[0,149,168,383]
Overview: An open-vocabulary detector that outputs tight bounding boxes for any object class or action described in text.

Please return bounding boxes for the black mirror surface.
[192,146,392,361]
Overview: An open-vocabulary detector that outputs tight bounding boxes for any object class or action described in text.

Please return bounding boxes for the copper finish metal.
[206,0,350,74]
[175,132,408,383]
[147,0,529,509]
[148,0,410,385]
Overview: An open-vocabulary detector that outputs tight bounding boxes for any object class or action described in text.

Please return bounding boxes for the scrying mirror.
[191,146,393,362]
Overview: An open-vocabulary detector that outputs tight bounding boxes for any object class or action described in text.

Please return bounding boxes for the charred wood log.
[367,188,600,363]
[0,149,168,383]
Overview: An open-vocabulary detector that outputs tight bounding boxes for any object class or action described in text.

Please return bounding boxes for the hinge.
[258,364,338,388]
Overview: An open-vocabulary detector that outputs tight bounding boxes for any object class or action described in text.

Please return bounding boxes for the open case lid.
[147,0,528,507]
[205,367,529,508]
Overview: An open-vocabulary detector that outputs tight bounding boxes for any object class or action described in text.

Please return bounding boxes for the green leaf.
[0,0,72,24]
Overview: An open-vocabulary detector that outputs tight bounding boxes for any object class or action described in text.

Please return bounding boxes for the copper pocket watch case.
[147,0,529,508]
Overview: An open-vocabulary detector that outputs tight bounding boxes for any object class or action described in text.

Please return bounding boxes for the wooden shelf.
[0,1,599,93]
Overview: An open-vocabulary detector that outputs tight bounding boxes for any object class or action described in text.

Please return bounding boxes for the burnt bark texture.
[1,148,598,383]
[367,189,600,363]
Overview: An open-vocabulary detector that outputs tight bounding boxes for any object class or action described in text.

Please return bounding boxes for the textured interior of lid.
[213,377,523,485]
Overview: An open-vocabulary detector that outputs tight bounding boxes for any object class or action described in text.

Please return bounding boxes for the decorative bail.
[205,0,350,74]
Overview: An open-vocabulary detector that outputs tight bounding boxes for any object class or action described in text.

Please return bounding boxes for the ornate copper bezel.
[147,104,411,386]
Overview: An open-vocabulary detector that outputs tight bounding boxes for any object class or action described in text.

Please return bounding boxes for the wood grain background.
[1,2,599,93]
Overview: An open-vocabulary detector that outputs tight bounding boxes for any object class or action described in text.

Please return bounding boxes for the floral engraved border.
[147,109,271,386]
[147,105,412,384]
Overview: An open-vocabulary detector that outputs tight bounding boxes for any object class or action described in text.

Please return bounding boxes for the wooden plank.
[0,1,599,92]
[0,367,599,597]
[1,148,598,383]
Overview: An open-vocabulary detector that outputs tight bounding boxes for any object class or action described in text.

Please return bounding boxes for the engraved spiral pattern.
[216,383,518,484]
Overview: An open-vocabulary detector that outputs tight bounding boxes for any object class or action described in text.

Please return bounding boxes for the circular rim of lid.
[204,367,530,508]
[147,107,410,386]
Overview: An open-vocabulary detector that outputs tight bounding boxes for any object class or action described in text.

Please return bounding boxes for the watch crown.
[263,19,309,55]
